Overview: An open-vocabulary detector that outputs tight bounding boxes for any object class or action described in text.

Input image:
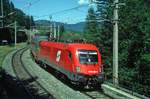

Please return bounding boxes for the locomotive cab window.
[78,50,98,64]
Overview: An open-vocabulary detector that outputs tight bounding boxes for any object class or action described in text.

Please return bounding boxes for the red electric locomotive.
[31,38,104,87]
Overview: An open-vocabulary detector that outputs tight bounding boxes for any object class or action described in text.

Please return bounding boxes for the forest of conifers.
[84,0,150,96]
[0,0,35,28]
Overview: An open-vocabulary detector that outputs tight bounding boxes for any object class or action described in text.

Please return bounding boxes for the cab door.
[64,50,73,72]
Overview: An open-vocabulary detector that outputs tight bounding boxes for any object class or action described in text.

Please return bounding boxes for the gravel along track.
[22,49,111,99]
[1,47,111,99]
[22,50,90,99]
[12,48,54,99]
[2,47,111,99]
[81,90,111,99]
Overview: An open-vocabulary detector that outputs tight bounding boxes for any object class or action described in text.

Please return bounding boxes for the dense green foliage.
[84,0,150,96]
[59,25,65,40]
[84,7,98,43]
[61,31,82,41]
[0,0,35,28]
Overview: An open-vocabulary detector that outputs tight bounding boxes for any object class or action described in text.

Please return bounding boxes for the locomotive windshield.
[78,50,98,64]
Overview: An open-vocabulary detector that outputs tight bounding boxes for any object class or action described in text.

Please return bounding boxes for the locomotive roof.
[40,41,98,50]
[68,43,97,50]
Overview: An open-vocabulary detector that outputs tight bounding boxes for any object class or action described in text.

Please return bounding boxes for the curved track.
[12,48,54,99]
[34,56,111,99]
[80,90,111,99]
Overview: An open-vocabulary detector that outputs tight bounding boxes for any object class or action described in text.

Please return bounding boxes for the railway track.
[34,56,111,99]
[11,48,54,99]
[47,68,111,99]
[10,48,110,99]
[80,90,111,99]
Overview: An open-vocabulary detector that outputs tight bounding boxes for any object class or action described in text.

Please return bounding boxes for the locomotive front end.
[72,45,104,87]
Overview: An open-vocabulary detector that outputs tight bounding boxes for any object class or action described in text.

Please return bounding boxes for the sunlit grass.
[0,43,26,70]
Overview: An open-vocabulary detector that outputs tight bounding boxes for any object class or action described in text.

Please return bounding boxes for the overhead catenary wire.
[19,0,41,11]
[75,8,111,23]
[34,4,89,19]
[34,1,111,22]
[12,0,107,24]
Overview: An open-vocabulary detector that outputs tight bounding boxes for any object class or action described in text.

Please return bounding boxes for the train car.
[30,35,48,59]
[0,27,13,45]
[31,40,104,87]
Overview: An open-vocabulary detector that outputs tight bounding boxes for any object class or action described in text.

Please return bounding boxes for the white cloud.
[78,0,89,5]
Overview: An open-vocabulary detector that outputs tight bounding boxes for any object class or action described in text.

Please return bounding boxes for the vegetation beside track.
[0,43,26,71]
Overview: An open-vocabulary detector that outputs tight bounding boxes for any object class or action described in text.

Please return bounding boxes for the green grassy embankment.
[0,43,26,70]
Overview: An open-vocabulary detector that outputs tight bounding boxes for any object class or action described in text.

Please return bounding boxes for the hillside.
[35,20,85,32]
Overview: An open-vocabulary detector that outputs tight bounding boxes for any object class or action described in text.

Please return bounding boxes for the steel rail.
[12,48,54,99]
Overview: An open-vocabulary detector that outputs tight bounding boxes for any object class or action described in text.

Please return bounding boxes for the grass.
[61,31,84,41]
[0,43,26,70]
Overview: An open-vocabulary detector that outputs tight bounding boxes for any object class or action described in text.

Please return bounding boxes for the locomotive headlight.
[76,66,80,73]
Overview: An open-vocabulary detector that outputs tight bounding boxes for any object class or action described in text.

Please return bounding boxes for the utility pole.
[1,0,4,27]
[57,25,60,42]
[113,0,119,86]
[14,21,17,46]
[49,15,52,40]
[29,16,31,43]
[90,0,121,86]
[50,24,53,40]
[54,23,56,39]
[28,2,31,44]
[51,24,53,33]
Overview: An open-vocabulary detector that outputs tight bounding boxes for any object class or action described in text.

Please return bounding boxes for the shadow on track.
[0,70,51,99]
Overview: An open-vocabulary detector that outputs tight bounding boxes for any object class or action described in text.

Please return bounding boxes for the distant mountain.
[65,22,85,32]
[35,20,85,32]
[35,20,62,26]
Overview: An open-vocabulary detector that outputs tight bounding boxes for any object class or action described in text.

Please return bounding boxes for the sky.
[10,0,93,24]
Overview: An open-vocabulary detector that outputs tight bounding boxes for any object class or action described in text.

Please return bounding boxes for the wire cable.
[34,4,89,19]
[20,0,41,11]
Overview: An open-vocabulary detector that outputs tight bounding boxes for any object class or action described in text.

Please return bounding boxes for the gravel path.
[81,91,111,99]
[2,48,110,99]
[22,50,90,99]
[2,50,17,77]
[1,48,31,99]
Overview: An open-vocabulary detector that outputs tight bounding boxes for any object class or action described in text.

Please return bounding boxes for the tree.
[85,0,150,95]
[2,0,11,25]
[1,0,35,29]
[30,16,35,26]
[59,24,65,40]
[10,1,15,10]
[84,1,113,77]
[95,0,113,76]
[84,7,98,43]
[112,0,150,95]
[24,15,35,29]
[13,8,26,26]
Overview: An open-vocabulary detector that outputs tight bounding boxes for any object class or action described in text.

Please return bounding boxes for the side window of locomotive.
[68,51,72,60]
